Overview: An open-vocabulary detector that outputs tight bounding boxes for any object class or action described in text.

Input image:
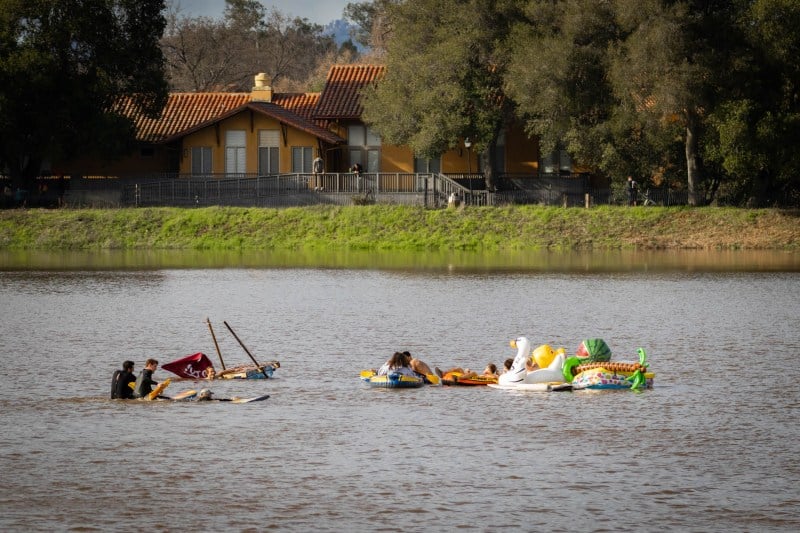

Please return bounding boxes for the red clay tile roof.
[118,91,343,145]
[117,93,251,143]
[117,65,387,144]
[245,101,343,145]
[272,92,319,121]
[315,64,385,120]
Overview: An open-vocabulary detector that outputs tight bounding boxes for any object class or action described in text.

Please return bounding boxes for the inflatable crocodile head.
[575,338,612,363]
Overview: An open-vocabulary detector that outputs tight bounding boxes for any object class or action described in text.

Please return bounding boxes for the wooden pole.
[223,321,269,379]
[206,317,226,370]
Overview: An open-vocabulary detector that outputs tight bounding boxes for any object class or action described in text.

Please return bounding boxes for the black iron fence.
[6,172,693,208]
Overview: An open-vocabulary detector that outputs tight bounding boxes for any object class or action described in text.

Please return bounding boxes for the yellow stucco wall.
[379,144,413,172]
[178,112,321,174]
[364,122,537,175]
[441,147,474,173]
[505,122,539,174]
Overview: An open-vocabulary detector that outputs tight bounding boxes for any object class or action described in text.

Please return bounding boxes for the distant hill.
[323,19,367,52]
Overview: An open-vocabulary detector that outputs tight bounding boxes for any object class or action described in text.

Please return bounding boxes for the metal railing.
[47,171,692,208]
[118,173,442,208]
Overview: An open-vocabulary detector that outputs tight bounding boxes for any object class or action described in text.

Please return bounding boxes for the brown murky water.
[1,253,798,531]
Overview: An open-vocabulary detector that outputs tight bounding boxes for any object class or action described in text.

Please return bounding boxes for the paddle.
[206,317,226,371]
[223,321,270,379]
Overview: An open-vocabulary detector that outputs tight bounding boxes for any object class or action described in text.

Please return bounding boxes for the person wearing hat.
[111,360,136,399]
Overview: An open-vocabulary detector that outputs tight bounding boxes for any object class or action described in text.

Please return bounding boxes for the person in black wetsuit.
[133,359,159,398]
[111,360,136,399]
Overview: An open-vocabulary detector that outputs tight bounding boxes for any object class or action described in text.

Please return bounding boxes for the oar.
[223,321,270,379]
[206,317,226,370]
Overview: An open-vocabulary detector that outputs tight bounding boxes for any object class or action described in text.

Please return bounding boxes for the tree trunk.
[748,169,770,207]
[483,137,498,192]
[685,112,700,206]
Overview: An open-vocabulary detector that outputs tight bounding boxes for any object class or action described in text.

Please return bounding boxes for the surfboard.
[172,389,198,401]
[144,378,171,400]
[228,394,270,403]
[487,382,572,392]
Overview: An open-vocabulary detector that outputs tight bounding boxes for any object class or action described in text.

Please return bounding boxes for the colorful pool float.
[442,372,498,386]
[362,371,425,388]
[570,368,655,390]
[494,337,654,392]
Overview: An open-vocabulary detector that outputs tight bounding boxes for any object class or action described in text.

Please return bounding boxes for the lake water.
[1,251,799,532]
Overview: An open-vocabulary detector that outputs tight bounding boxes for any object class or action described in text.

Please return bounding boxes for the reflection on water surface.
[1,249,798,272]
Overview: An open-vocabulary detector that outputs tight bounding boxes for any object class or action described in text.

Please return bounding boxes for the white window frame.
[191,146,212,175]
[225,130,246,175]
[258,130,280,175]
[292,146,313,173]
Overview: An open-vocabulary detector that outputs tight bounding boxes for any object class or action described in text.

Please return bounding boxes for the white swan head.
[498,336,531,385]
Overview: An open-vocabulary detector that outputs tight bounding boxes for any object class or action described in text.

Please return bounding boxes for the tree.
[362,0,522,190]
[506,0,624,175]
[0,0,169,188]
[344,0,398,53]
[507,0,756,206]
[702,0,800,206]
[258,11,337,89]
[161,12,239,91]
[162,0,338,92]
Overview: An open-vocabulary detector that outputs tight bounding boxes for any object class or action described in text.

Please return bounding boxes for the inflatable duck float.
[493,337,570,391]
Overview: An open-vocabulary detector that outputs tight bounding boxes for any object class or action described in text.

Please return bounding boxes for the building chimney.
[251,73,272,102]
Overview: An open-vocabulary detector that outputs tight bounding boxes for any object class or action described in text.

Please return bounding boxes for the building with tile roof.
[62,64,547,183]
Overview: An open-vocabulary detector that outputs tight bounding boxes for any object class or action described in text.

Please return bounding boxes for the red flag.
[162,352,215,379]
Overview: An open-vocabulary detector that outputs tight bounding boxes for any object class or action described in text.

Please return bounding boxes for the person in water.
[436,363,498,380]
[402,350,435,377]
[111,360,136,399]
[133,358,159,398]
[377,351,417,377]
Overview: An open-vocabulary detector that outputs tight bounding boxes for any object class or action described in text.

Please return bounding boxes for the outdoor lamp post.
[464,138,473,200]
[464,138,472,175]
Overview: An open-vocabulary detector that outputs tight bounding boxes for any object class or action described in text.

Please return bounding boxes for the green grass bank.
[0,205,798,251]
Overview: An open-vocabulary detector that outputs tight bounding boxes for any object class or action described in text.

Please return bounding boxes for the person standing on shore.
[312,155,324,190]
[627,176,639,206]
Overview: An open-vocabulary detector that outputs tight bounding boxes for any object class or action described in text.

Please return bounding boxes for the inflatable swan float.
[497,337,532,385]
[497,336,568,387]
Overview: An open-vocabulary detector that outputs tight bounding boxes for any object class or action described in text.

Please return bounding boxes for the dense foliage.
[0,0,169,188]
[362,0,521,191]
[361,0,800,206]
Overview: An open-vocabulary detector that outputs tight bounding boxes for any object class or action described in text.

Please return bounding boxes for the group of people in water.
[114,351,520,397]
[376,351,515,381]
[110,358,160,399]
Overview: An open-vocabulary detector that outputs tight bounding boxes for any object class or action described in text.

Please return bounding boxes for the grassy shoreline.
[1,205,798,251]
